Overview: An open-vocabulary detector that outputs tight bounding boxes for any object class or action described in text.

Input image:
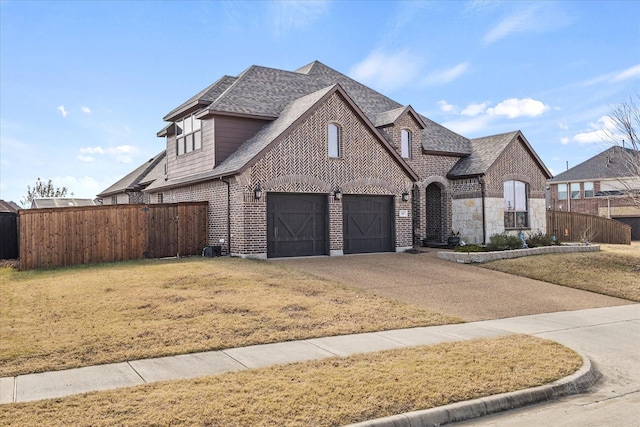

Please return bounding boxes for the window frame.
[584,181,594,198]
[400,129,411,159]
[570,182,581,199]
[328,123,341,158]
[176,114,202,156]
[504,180,529,229]
[557,183,567,200]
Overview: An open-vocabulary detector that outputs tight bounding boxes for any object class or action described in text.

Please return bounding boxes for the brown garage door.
[267,193,328,258]
[343,195,394,254]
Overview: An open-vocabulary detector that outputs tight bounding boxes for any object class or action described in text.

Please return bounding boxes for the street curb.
[344,353,599,427]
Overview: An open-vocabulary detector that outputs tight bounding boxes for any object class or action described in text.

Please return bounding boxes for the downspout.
[479,175,487,245]
[221,177,231,256]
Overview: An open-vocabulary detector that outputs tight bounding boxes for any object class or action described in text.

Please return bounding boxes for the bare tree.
[602,94,640,207]
[20,178,69,208]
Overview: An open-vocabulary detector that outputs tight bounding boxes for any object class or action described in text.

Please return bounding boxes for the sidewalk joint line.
[126,362,147,384]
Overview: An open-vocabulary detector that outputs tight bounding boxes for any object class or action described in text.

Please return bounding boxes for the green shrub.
[454,244,485,252]
[526,231,555,248]
[486,232,523,251]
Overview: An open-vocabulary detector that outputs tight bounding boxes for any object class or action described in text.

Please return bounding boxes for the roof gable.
[146,84,418,192]
[98,151,166,197]
[374,106,426,129]
[448,131,551,179]
[548,145,639,182]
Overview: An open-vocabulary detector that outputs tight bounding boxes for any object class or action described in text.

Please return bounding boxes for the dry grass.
[0,335,582,427]
[0,257,459,377]
[481,243,640,302]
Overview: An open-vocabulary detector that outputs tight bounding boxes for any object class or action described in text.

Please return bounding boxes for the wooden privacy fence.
[19,202,208,270]
[546,211,631,245]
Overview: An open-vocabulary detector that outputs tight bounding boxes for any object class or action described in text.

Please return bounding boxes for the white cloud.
[78,145,137,163]
[486,98,549,118]
[569,115,616,145]
[558,121,569,130]
[81,106,91,114]
[560,137,570,145]
[350,50,425,92]
[483,4,573,45]
[422,62,470,86]
[77,155,94,162]
[442,115,493,136]
[461,102,488,117]
[268,0,329,37]
[57,105,68,117]
[483,6,538,44]
[53,176,102,199]
[582,64,640,86]
[437,100,456,113]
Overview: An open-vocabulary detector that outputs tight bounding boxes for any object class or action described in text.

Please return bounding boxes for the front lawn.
[0,257,459,377]
[481,243,640,301]
[0,335,582,427]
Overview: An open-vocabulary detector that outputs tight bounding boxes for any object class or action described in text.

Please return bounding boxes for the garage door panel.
[343,195,394,254]
[267,194,328,258]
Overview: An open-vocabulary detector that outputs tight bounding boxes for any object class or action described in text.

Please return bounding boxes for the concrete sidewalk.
[1,304,638,425]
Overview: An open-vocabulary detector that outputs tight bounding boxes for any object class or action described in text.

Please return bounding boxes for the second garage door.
[267,193,328,258]
[343,195,394,254]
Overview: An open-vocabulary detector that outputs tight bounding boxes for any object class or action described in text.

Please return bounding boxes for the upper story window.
[400,129,411,158]
[504,180,528,229]
[584,181,594,198]
[557,183,567,200]
[328,123,341,158]
[570,182,581,199]
[176,114,202,156]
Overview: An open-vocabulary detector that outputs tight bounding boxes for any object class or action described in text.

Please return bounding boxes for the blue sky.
[1,0,639,205]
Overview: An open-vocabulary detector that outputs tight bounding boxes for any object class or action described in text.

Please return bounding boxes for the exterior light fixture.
[333,188,342,200]
[254,186,262,200]
[402,191,410,202]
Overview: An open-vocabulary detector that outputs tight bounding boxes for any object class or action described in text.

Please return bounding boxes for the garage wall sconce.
[401,191,410,202]
[333,188,342,200]
[254,186,263,200]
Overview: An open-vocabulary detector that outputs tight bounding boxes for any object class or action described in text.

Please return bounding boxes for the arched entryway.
[425,183,444,243]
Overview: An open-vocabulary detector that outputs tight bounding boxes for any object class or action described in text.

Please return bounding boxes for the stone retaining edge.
[436,244,600,264]
[344,354,599,427]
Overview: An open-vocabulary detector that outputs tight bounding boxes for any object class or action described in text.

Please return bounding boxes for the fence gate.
[0,212,18,259]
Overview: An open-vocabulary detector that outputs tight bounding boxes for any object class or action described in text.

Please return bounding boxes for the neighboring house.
[31,198,97,208]
[99,61,551,258]
[97,151,166,204]
[548,145,640,239]
[0,200,20,213]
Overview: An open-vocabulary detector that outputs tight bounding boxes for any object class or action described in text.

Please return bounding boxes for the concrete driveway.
[275,250,631,321]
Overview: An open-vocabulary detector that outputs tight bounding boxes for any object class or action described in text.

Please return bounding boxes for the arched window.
[328,123,340,158]
[504,180,528,229]
[401,129,411,159]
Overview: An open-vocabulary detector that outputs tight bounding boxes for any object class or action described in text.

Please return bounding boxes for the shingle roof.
[447,130,551,179]
[31,198,96,208]
[163,75,237,122]
[420,115,471,156]
[97,151,165,197]
[146,83,419,192]
[548,146,640,182]
[0,200,20,212]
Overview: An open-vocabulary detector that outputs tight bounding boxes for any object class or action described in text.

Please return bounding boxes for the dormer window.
[401,129,411,159]
[328,123,341,158]
[176,114,202,156]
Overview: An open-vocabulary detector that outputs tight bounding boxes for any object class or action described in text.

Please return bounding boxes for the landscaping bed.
[438,244,600,264]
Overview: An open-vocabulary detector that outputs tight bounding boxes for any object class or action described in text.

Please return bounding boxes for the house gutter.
[478,175,487,245]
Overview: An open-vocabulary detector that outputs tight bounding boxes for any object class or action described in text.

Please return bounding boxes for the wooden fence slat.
[546,211,631,244]
[18,202,208,270]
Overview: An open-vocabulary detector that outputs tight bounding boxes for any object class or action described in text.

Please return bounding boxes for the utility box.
[202,245,222,257]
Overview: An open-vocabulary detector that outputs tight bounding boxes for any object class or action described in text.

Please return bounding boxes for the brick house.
[547,146,640,239]
[98,61,551,258]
